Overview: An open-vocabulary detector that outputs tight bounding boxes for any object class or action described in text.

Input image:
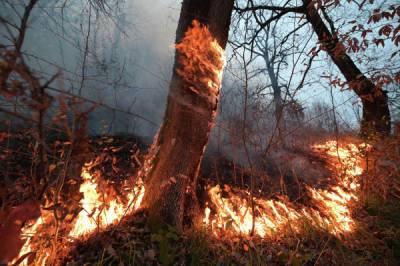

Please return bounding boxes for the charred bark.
[140,0,234,230]
[303,0,391,136]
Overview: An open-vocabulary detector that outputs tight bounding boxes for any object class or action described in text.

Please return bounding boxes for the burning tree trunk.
[303,0,391,136]
[140,0,234,230]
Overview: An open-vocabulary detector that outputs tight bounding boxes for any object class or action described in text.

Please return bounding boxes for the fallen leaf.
[145,249,156,260]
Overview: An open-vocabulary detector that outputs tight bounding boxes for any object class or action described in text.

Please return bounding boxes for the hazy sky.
[3,0,397,138]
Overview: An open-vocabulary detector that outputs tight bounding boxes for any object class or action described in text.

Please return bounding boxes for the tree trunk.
[303,0,391,136]
[264,52,285,143]
[140,0,234,230]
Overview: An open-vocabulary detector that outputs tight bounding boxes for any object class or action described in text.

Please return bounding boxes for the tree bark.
[140,0,234,230]
[303,0,391,136]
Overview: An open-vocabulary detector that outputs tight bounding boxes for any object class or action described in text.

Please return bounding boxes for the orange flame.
[14,162,145,264]
[14,217,47,266]
[175,20,225,104]
[69,162,145,238]
[204,141,367,238]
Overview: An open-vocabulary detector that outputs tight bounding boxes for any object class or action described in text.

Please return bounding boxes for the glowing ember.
[204,141,366,237]
[69,162,145,238]
[175,19,225,105]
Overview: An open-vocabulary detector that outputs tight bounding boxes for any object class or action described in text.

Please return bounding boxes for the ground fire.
[11,161,145,265]
[10,140,367,265]
[68,163,145,238]
[203,141,365,237]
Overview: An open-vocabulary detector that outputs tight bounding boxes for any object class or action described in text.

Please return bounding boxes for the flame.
[204,140,367,237]
[13,161,145,265]
[13,217,47,266]
[69,162,145,238]
[175,20,225,105]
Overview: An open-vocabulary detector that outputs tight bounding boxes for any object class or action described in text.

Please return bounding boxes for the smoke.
[0,0,181,140]
[115,0,180,137]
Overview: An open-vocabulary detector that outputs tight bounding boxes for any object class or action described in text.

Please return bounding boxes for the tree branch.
[234,5,305,14]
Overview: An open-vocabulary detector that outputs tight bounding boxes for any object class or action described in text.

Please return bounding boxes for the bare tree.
[235,0,392,136]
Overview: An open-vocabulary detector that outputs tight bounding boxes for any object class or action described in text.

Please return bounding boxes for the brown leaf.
[48,164,56,174]
[145,249,156,260]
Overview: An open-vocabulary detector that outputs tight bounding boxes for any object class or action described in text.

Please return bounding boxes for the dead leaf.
[48,164,56,174]
[144,249,156,260]
[105,244,118,258]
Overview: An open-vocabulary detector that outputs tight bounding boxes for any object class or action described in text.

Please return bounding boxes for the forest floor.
[1,132,400,265]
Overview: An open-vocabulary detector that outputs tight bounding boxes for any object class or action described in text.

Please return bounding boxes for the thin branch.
[234,4,305,14]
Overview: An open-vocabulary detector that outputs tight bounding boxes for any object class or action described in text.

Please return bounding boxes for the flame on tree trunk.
[140,0,234,230]
[303,0,391,136]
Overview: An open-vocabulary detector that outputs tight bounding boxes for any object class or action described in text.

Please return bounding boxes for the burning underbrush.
[0,135,147,265]
[3,136,399,265]
[10,161,145,265]
[202,140,366,238]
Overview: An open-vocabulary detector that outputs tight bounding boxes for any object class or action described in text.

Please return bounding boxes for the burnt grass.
[1,132,400,265]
